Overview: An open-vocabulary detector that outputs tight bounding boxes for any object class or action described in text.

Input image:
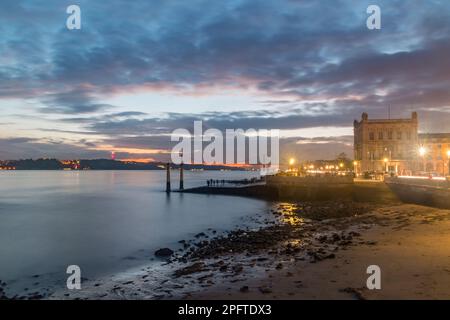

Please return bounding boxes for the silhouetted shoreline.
[0,159,254,171]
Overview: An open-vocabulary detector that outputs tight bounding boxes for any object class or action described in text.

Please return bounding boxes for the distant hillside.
[0,159,252,171]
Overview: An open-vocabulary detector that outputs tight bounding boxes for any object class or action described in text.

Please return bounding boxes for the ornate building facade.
[354,112,450,176]
[354,112,419,175]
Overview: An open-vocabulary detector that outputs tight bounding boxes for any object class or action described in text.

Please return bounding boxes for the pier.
[170,168,450,209]
[178,175,397,203]
[165,162,185,193]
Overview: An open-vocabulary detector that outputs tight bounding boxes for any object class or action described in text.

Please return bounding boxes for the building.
[354,112,450,176]
[418,133,450,175]
[354,112,419,175]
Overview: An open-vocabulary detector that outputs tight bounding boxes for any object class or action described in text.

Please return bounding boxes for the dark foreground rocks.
[155,248,174,257]
[0,281,8,300]
[168,201,381,282]
[174,262,207,277]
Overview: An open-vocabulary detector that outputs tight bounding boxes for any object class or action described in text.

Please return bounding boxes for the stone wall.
[266,175,354,186]
[385,176,450,189]
[385,177,450,209]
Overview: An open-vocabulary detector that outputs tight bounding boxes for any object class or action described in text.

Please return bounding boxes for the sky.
[1,0,450,162]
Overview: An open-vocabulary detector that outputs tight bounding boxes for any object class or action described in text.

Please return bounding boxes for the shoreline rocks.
[155,248,174,257]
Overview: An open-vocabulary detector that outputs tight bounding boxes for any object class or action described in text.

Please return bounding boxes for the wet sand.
[44,202,450,300]
[192,204,450,300]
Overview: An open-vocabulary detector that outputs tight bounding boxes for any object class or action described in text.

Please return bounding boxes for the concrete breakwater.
[385,177,450,209]
[180,175,354,201]
[180,177,399,204]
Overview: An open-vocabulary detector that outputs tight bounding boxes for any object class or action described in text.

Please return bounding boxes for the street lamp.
[419,146,426,157]
[288,158,295,173]
[419,146,427,172]
[383,157,389,173]
[447,150,450,176]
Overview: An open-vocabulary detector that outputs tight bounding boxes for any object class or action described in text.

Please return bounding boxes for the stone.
[174,262,206,277]
[258,286,272,294]
[240,286,249,293]
[155,248,174,257]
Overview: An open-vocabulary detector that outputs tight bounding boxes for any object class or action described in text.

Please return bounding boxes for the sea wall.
[385,177,450,209]
[266,175,353,186]
[181,179,397,203]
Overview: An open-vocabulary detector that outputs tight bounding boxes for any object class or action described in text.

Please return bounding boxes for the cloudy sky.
[1,0,450,162]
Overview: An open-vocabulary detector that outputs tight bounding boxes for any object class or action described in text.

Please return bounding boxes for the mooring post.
[166,162,171,193]
[179,162,184,190]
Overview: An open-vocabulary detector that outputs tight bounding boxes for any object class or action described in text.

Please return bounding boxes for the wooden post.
[166,162,171,193]
[179,162,184,190]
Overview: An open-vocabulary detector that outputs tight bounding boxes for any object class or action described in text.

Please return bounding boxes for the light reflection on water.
[276,203,305,226]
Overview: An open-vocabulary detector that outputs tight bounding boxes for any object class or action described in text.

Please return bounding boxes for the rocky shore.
[5,198,450,300]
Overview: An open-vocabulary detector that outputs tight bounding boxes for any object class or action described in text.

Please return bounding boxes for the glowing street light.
[288,158,295,173]
[447,150,450,176]
[419,146,427,157]
[419,146,427,172]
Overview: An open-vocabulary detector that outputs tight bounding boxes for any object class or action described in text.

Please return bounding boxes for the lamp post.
[384,147,392,174]
[447,150,450,176]
[419,146,427,172]
[289,158,295,173]
[383,158,388,173]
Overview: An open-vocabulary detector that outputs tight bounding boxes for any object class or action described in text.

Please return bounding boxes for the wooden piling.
[166,162,171,193]
[179,162,184,190]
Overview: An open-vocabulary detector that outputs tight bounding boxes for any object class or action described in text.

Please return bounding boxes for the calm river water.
[0,170,268,295]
